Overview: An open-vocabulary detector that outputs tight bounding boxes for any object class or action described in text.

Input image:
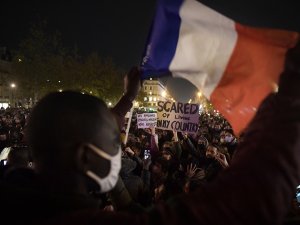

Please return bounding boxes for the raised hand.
[143,155,152,170]
[124,147,135,156]
[192,168,205,180]
[124,67,141,101]
[185,163,198,179]
[173,129,179,142]
[215,153,229,169]
[149,125,156,136]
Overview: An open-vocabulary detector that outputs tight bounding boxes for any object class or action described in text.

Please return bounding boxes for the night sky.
[0,0,299,101]
[0,0,156,68]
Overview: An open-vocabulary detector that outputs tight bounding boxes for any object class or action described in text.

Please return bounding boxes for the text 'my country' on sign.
[157,101,199,134]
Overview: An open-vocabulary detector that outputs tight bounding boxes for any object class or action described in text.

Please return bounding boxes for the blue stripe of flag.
[140,0,184,79]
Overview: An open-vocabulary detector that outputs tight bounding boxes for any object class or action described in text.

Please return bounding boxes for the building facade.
[142,78,172,108]
[0,47,14,108]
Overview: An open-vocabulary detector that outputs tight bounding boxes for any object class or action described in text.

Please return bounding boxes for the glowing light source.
[197,92,202,97]
[108,102,112,106]
[10,83,16,88]
[162,91,166,97]
[272,83,279,93]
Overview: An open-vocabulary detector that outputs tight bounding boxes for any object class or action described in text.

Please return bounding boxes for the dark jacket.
[120,157,151,206]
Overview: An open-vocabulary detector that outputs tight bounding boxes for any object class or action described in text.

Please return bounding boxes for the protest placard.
[157,101,199,133]
[137,113,157,129]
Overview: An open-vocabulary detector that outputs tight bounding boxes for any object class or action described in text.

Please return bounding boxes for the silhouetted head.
[26,91,121,194]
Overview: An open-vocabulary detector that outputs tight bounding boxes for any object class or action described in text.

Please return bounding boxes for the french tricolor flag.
[141,0,299,135]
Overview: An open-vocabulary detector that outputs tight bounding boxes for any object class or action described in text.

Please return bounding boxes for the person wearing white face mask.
[85,143,122,193]
[220,130,238,158]
[0,67,141,224]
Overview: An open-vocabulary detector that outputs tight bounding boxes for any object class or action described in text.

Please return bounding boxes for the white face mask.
[225,136,234,143]
[85,143,121,193]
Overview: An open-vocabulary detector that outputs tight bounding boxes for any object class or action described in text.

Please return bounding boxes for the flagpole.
[124,106,134,145]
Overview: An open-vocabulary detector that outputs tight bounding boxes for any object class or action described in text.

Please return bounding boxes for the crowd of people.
[0,103,239,208]
[119,111,238,207]
[122,109,300,221]
[0,108,30,176]
[0,43,299,224]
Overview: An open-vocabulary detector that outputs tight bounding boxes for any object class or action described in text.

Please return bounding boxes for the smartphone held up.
[144,150,151,160]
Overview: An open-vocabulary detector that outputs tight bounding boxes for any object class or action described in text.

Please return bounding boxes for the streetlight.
[108,102,112,106]
[10,83,16,107]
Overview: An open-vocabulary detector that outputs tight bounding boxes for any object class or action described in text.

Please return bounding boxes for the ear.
[75,144,90,173]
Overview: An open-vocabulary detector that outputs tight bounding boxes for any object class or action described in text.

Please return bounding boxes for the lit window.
[149,97,153,101]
